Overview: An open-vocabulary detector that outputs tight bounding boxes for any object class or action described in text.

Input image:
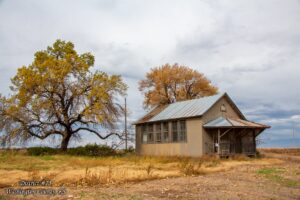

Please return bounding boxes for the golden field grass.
[0,150,284,188]
[258,148,300,156]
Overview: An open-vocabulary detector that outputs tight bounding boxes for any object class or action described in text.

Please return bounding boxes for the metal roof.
[148,93,224,122]
[203,116,270,129]
[134,93,229,124]
[133,105,168,124]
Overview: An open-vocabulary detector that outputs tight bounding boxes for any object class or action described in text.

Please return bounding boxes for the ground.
[0,149,299,200]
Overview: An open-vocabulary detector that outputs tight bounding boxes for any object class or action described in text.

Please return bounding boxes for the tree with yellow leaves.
[0,40,127,151]
[139,63,218,108]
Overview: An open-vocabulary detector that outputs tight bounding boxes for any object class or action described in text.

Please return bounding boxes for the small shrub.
[124,146,135,153]
[27,147,59,156]
[67,144,116,156]
[27,144,117,157]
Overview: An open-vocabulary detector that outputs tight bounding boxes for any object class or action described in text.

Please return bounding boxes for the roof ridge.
[168,93,225,105]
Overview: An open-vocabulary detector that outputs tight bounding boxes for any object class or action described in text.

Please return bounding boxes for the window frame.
[155,123,162,143]
[179,120,187,142]
[141,124,148,144]
[172,121,178,142]
[162,122,169,142]
[147,123,154,143]
[140,120,186,144]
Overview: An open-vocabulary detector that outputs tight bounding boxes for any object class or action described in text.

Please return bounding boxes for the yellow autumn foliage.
[139,63,218,108]
[0,39,127,150]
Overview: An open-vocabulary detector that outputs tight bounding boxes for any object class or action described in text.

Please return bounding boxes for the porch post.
[253,129,256,154]
[218,128,220,155]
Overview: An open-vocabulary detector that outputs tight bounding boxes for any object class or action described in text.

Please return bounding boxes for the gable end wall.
[201,96,244,154]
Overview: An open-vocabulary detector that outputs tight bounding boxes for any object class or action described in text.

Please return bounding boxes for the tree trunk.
[60,134,71,151]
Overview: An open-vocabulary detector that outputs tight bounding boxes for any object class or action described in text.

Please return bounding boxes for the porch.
[203,116,270,157]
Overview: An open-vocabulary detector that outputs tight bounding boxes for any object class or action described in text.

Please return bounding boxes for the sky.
[0,0,300,148]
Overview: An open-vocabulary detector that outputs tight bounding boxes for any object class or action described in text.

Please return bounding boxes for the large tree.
[139,63,218,108]
[0,40,127,150]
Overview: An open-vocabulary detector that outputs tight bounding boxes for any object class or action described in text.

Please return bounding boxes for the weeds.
[60,164,161,187]
[72,166,115,186]
[257,167,300,187]
[76,168,103,186]
[179,160,206,176]
[27,168,59,183]
[27,169,40,180]
[257,168,284,175]
[0,195,7,200]
[231,154,249,161]
[145,164,154,176]
[2,150,284,188]
[204,160,220,168]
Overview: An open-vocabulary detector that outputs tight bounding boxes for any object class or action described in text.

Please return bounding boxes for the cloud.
[0,0,300,147]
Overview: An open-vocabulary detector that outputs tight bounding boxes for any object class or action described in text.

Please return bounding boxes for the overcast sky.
[0,0,300,148]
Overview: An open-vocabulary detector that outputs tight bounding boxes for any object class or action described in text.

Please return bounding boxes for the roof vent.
[220,104,227,112]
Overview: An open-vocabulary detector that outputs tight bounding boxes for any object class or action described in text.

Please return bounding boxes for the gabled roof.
[134,93,245,125]
[133,104,168,124]
[203,116,270,129]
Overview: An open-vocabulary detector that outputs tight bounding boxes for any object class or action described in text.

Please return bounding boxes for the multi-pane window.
[155,123,161,143]
[142,125,147,143]
[179,121,186,142]
[140,121,186,144]
[163,122,169,142]
[172,121,178,142]
[148,124,154,143]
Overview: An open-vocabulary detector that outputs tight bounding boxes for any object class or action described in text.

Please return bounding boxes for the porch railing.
[219,141,256,156]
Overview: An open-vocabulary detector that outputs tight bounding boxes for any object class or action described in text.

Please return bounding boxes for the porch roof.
[203,116,270,129]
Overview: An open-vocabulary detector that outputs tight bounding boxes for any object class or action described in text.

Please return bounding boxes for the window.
[163,122,169,142]
[142,125,147,143]
[155,123,161,143]
[172,121,178,142]
[141,121,185,144]
[179,120,186,142]
[148,124,154,143]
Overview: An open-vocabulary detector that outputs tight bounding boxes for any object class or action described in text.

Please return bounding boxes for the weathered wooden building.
[134,93,270,157]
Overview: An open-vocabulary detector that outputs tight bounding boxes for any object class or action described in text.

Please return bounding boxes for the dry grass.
[179,160,206,176]
[258,148,300,156]
[0,151,284,187]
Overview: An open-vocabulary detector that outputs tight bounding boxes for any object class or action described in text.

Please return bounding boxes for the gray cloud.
[0,0,300,147]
